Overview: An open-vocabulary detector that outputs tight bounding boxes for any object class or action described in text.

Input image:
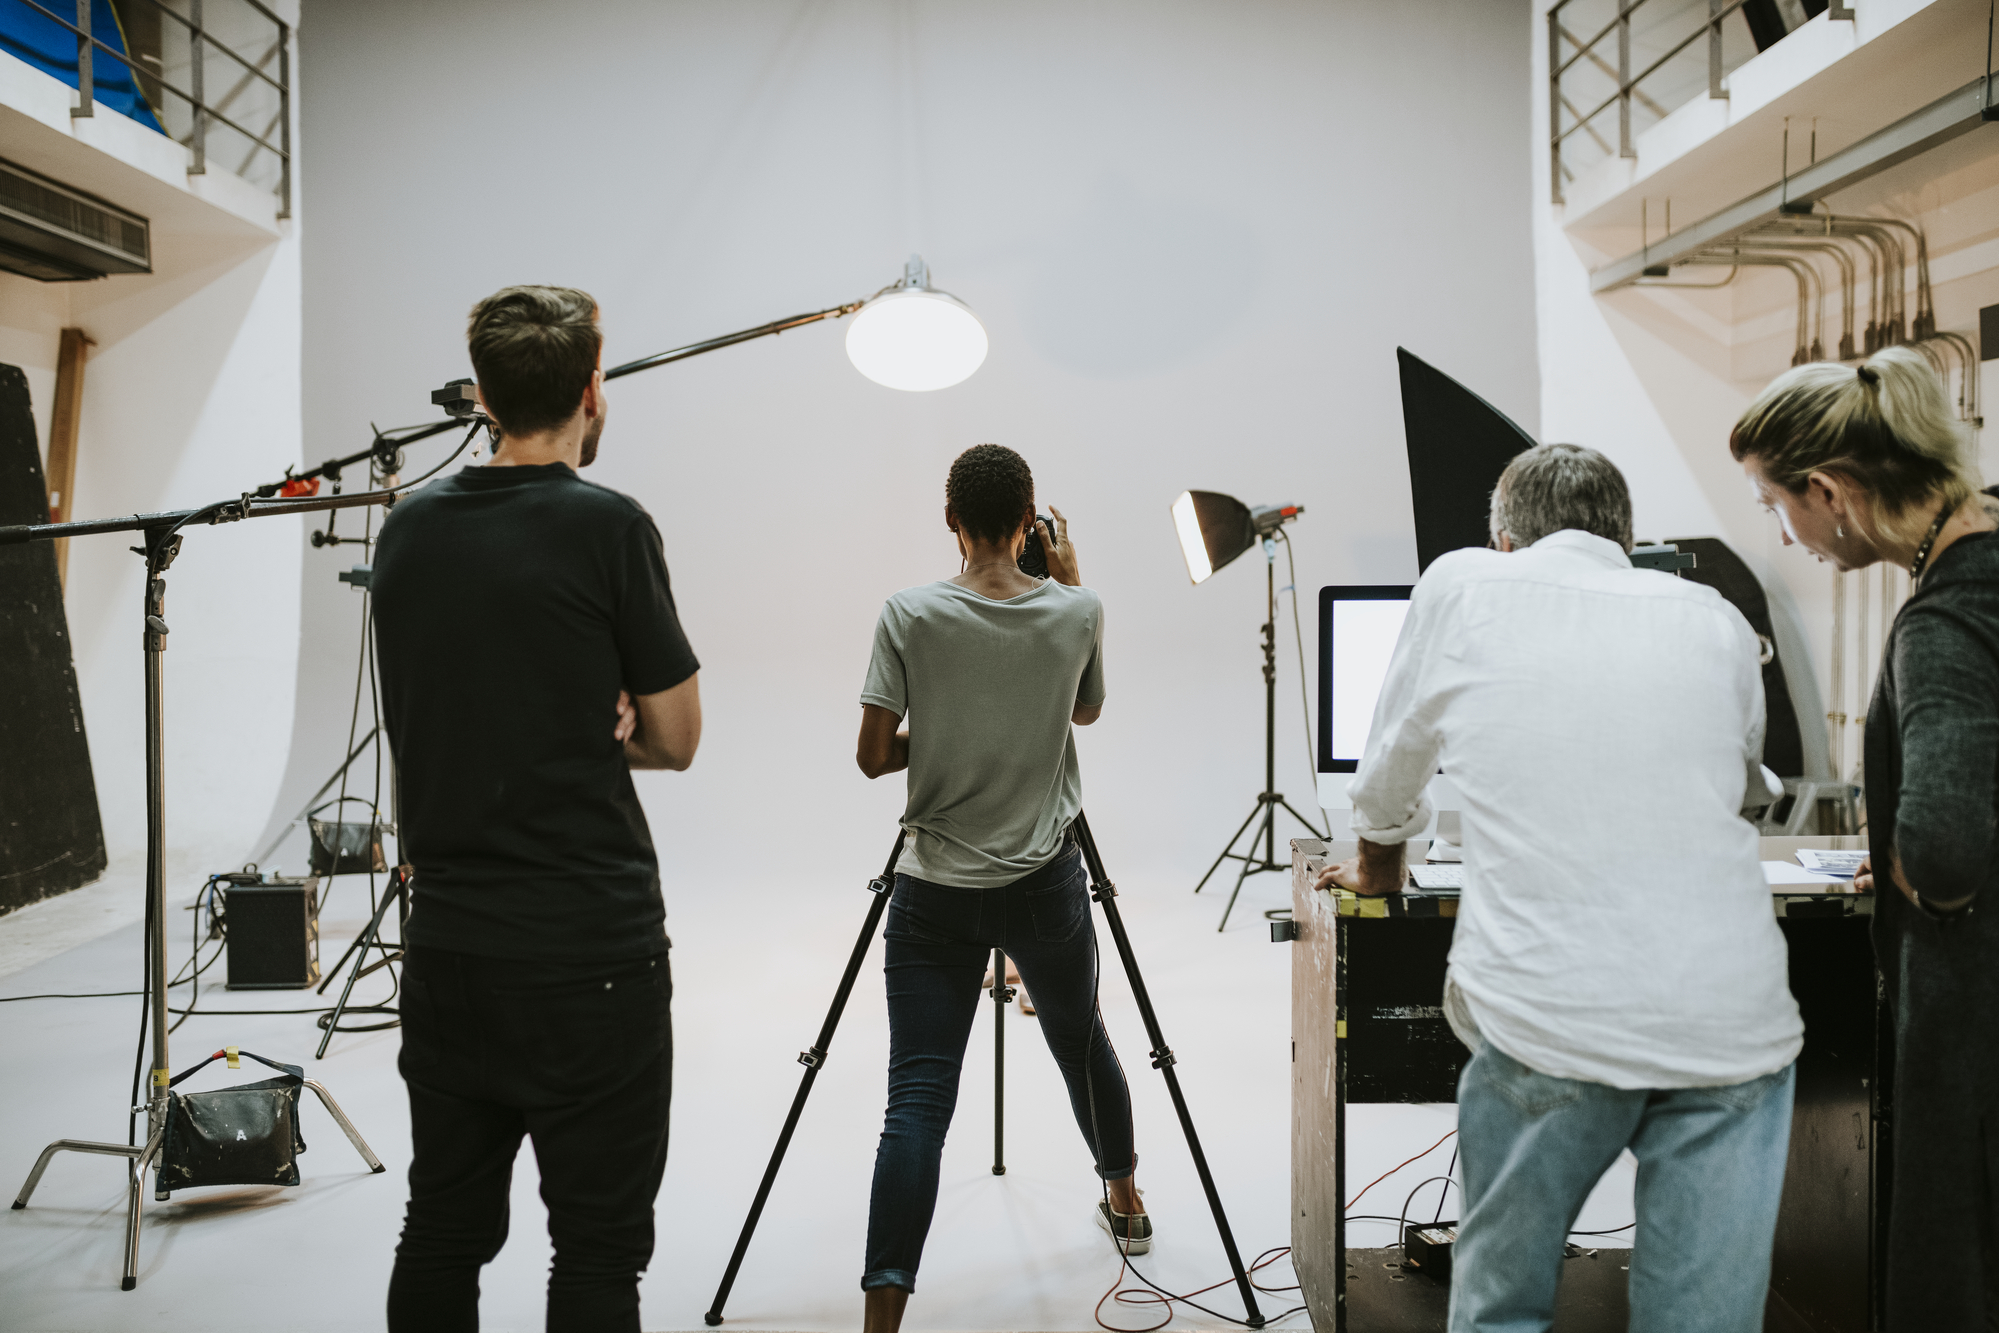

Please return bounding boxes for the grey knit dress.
[1865,528,1999,1328]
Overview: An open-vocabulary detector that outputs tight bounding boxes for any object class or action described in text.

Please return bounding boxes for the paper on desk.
[1795,848,1867,877]
[1763,861,1850,886]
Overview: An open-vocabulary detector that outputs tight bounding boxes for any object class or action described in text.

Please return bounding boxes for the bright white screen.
[1330,599,1410,761]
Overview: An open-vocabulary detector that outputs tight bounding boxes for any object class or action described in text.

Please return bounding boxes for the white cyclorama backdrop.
[275,0,1540,889]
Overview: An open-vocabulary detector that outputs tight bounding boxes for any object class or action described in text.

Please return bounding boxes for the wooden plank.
[1292,836,1342,1329]
[45,327,93,587]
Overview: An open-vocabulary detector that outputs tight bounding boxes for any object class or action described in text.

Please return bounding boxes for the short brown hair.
[1729,347,1975,548]
[946,444,1034,543]
[466,286,601,437]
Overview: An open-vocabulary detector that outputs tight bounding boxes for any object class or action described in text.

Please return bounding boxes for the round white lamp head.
[845,255,988,392]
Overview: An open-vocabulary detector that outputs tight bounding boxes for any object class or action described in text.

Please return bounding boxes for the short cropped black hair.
[946,444,1034,543]
[466,285,602,438]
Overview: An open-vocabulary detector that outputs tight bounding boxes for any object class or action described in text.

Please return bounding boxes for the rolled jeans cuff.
[1098,1150,1137,1182]
[862,1269,915,1293]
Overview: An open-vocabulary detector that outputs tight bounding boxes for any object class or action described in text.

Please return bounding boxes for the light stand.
[2,255,987,1290]
[2,479,413,1289]
[1173,493,1324,930]
[1195,542,1327,931]
[701,813,1267,1329]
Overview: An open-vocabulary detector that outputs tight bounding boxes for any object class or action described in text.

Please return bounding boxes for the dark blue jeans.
[862,846,1135,1293]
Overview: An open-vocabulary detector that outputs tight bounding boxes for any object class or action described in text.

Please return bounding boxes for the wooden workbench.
[1289,836,1879,1332]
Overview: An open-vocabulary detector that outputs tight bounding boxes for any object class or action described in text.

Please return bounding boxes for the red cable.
[1343,1129,1457,1212]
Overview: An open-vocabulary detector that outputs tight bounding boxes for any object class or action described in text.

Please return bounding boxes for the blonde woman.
[1732,346,1998,1328]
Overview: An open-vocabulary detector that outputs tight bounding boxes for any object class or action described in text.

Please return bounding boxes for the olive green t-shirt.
[860,579,1107,888]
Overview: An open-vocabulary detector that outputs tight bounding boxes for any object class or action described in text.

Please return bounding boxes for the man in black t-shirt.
[372,285,700,1333]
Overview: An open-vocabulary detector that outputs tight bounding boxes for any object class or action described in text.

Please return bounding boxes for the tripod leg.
[314,911,374,995]
[1279,796,1329,841]
[992,946,1008,1176]
[121,1125,162,1291]
[704,832,906,1328]
[316,871,403,1060]
[12,1138,141,1209]
[1193,800,1265,895]
[1217,802,1277,933]
[1074,812,1267,1328]
[302,1080,386,1172]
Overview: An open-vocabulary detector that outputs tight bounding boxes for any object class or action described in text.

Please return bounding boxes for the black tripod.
[701,812,1267,1328]
[1194,544,1325,932]
[314,865,409,1058]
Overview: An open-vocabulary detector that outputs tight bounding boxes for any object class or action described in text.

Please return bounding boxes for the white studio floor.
[0,852,1635,1333]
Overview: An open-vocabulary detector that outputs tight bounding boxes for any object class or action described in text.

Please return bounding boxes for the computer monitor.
[1317,586,1412,774]
[1316,584,1459,836]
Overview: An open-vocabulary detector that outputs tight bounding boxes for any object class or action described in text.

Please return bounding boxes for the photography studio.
[0,1,1994,1331]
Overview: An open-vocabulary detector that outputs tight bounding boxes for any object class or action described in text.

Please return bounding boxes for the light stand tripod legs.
[703,832,906,1328]
[1211,794,1332,935]
[1073,811,1266,1328]
[1191,799,1264,895]
[991,946,1014,1176]
[315,867,406,1060]
[1196,554,1323,931]
[1216,793,1306,934]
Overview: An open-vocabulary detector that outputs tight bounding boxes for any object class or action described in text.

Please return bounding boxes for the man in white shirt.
[1317,443,1802,1333]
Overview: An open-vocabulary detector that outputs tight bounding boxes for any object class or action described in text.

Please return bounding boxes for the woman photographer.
[1732,346,1999,1327]
[853,444,1143,1333]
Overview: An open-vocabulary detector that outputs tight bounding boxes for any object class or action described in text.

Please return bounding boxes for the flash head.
[432,378,481,419]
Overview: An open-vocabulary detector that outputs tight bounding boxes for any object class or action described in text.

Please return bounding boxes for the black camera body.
[1018,514,1056,578]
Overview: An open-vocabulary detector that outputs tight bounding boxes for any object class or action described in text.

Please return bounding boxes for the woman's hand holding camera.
[1038,506,1081,586]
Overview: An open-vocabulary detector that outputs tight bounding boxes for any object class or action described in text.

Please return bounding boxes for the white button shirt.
[1349,530,1803,1089]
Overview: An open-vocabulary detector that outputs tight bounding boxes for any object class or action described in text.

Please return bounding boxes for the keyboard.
[1408,864,1465,890]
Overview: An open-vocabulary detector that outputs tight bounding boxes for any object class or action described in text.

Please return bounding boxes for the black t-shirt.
[371,463,698,961]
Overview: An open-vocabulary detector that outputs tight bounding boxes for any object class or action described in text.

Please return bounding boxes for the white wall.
[1532,2,1999,783]
[0,32,303,888]
[280,0,1540,889]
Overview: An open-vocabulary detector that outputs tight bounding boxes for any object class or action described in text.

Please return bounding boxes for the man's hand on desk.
[1312,838,1407,896]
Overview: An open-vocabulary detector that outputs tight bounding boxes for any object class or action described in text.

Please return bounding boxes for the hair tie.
[1856,365,1880,387]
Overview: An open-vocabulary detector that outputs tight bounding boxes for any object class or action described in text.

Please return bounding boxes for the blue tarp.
[0,0,167,135]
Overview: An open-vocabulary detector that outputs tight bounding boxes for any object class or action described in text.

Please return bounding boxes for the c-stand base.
[12,1076,383,1288]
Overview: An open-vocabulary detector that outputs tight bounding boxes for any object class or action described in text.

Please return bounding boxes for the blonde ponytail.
[1730,347,1978,546]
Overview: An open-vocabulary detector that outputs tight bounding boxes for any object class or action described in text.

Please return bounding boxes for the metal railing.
[1549,0,1852,204]
[12,0,291,217]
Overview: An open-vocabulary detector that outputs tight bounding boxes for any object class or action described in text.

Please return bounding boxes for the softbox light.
[1172,491,1254,585]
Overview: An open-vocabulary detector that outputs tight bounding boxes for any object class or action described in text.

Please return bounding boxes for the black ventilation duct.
[0,157,151,282]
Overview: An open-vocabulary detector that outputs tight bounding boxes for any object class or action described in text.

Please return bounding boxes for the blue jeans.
[1451,1043,1795,1333]
[861,846,1135,1293]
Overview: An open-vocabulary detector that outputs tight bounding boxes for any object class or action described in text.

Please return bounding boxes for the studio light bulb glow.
[1173,491,1213,585]
[845,288,988,392]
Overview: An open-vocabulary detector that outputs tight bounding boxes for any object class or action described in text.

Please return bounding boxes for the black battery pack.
[1403,1222,1457,1280]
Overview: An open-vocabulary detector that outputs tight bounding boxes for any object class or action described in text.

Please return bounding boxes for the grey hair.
[1489,443,1634,553]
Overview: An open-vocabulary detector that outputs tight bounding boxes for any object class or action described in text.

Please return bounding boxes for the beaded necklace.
[1908,500,1959,583]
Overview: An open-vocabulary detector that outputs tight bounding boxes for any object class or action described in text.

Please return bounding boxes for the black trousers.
[387,944,673,1333]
